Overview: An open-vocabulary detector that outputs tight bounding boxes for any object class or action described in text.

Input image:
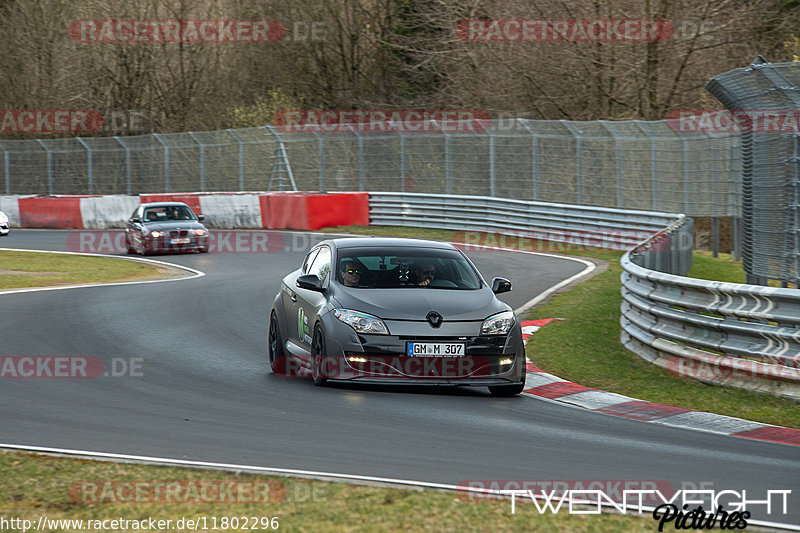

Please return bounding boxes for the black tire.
[199,247,209,253]
[268,312,286,375]
[311,325,328,386]
[489,382,525,397]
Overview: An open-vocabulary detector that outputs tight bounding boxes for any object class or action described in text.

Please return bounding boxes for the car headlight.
[191,229,207,236]
[149,231,162,238]
[481,311,515,335]
[334,309,389,335]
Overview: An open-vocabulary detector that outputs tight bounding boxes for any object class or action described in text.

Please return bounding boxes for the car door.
[295,245,332,356]
[282,247,320,351]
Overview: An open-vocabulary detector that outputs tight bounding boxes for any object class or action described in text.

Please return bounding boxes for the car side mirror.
[491,277,512,294]
[197,214,205,221]
[130,217,141,224]
[297,274,325,292]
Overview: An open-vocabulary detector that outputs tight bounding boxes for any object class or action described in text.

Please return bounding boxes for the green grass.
[0,450,658,532]
[0,250,180,289]
[687,250,746,284]
[325,226,800,428]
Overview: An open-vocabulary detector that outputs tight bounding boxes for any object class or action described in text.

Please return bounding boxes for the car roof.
[327,237,458,250]
[138,202,193,208]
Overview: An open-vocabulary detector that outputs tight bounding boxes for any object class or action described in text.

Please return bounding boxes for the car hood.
[331,286,508,321]
[143,221,205,231]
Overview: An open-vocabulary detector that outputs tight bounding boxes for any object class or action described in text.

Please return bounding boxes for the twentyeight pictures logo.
[68,20,286,42]
[273,110,491,133]
[456,19,674,42]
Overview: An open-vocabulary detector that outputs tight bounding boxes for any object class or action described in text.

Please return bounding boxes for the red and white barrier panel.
[0,192,369,230]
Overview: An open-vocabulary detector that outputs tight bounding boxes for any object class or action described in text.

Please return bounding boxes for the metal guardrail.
[370,192,685,254]
[622,221,800,400]
[368,192,800,399]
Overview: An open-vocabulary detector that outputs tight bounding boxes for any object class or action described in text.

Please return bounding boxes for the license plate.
[170,238,190,244]
[407,342,465,356]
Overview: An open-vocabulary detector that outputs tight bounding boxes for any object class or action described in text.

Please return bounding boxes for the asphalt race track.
[1,230,798,528]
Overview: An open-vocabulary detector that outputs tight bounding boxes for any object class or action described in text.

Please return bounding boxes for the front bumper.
[0,222,9,236]
[315,319,526,385]
[144,234,207,253]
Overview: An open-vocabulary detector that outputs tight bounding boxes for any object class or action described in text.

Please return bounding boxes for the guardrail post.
[154,134,169,193]
[226,129,245,191]
[188,132,206,193]
[76,137,93,194]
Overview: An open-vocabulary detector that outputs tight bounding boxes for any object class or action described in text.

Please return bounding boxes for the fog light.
[347,356,367,363]
[499,358,513,365]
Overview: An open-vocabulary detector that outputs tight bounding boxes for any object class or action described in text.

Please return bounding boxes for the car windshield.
[336,247,482,289]
[143,206,196,222]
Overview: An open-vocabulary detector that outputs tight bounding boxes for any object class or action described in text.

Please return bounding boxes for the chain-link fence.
[0,119,741,219]
[706,57,800,285]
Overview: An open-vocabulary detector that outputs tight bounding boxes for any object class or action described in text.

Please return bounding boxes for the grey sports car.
[268,237,527,396]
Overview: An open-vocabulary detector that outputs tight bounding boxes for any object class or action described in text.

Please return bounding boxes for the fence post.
[313,131,325,192]
[711,135,719,257]
[36,140,53,195]
[188,132,206,192]
[154,134,170,193]
[682,138,691,214]
[226,129,246,191]
[114,137,132,196]
[518,119,539,201]
[76,138,93,194]
[0,143,8,195]
[561,121,583,204]
[347,126,365,191]
[599,121,624,208]
[444,131,452,195]
[488,128,496,197]
[399,130,406,192]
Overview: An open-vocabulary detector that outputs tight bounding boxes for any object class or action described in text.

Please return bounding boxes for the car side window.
[302,249,320,274]
[308,246,331,285]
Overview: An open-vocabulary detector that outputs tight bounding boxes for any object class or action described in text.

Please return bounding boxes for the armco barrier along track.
[369,192,800,400]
